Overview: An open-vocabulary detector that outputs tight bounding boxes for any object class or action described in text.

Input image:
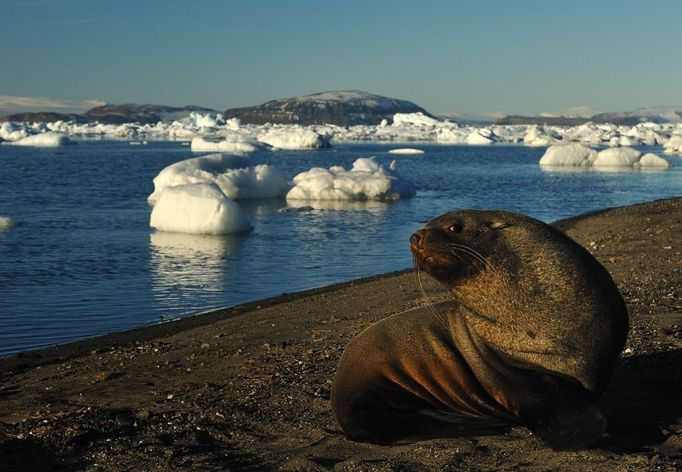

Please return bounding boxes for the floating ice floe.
[257,127,330,150]
[388,148,424,155]
[0,216,14,230]
[524,126,561,147]
[286,157,416,201]
[150,183,252,235]
[190,136,262,153]
[3,132,70,147]
[539,143,597,166]
[664,135,682,155]
[540,145,670,168]
[148,153,289,203]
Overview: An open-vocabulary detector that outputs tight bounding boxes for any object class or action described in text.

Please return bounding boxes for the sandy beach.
[1,198,681,471]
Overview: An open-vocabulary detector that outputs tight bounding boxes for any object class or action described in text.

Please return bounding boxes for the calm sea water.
[0,141,680,356]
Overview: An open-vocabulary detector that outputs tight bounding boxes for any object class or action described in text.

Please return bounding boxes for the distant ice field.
[0,141,680,357]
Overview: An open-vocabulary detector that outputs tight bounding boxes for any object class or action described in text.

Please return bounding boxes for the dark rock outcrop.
[0,112,88,123]
[224,90,433,126]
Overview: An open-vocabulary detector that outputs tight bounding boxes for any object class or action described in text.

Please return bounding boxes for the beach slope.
[1,198,681,471]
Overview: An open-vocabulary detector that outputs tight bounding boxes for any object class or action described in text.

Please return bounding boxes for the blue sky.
[1,0,681,116]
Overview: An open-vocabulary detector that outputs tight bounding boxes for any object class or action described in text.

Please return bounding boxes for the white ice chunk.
[148,153,288,204]
[593,147,642,167]
[388,148,424,155]
[539,143,597,166]
[190,136,261,153]
[391,112,442,127]
[466,130,494,145]
[150,183,251,235]
[3,132,70,147]
[663,135,682,155]
[523,126,560,147]
[638,153,671,168]
[286,157,415,201]
[258,128,330,150]
[0,216,14,230]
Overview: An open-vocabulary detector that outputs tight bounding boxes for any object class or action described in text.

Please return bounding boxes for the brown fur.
[331,210,628,449]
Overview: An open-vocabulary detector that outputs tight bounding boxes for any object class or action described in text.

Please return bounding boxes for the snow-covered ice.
[3,132,70,147]
[150,183,252,235]
[540,145,671,168]
[286,157,415,201]
[388,148,424,155]
[258,128,330,150]
[593,147,643,167]
[664,135,682,155]
[148,153,289,203]
[638,153,672,168]
[539,143,597,166]
[190,136,261,153]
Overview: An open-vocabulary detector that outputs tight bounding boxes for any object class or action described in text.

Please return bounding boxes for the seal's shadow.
[598,348,682,451]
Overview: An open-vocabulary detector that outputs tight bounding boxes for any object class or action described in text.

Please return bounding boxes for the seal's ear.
[490,221,512,230]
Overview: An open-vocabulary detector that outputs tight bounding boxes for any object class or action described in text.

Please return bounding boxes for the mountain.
[0,111,88,123]
[224,90,433,126]
[495,115,591,126]
[83,103,217,124]
[0,96,105,117]
[496,106,682,126]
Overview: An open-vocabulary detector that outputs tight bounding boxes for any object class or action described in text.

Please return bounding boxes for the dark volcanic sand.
[1,198,681,471]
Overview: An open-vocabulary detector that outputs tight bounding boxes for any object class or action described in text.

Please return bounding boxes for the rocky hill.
[0,112,88,123]
[496,106,682,126]
[224,90,433,126]
[83,104,217,124]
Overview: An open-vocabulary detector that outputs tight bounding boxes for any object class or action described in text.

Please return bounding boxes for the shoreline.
[1,197,681,471]
[1,196,677,370]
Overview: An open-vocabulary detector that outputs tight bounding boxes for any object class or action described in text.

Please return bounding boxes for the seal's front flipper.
[521,377,607,450]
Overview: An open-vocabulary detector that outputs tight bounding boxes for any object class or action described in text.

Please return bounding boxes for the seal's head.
[410,209,628,396]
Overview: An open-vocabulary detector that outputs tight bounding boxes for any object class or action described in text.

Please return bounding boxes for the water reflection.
[539,165,669,174]
[149,231,244,309]
[284,199,392,211]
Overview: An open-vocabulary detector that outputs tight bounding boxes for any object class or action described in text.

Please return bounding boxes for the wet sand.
[1,198,681,471]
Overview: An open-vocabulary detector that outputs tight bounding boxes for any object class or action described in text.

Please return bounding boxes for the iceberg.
[638,153,672,168]
[190,136,261,153]
[286,157,415,201]
[539,143,597,166]
[388,148,424,155]
[150,183,252,235]
[0,216,14,230]
[524,126,560,147]
[3,132,70,147]
[593,147,643,167]
[540,145,670,169]
[663,135,682,155]
[258,128,330,150]
[148,153,289,204]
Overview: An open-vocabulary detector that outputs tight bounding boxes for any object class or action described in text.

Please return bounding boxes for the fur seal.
[331,209,628,449]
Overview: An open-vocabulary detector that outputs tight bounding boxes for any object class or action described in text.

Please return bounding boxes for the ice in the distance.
[388,148,424,155]
[150,183,252,235]
[0,216,14,230]
[1,109,681,154]
[539,143,597,166]
[257,128,330,150]
[540,144,671,168]
[286,157,416,201]
[148,153,289,203]
[663,135,682,155]
[3,132,70,147]
[190,136,261,153]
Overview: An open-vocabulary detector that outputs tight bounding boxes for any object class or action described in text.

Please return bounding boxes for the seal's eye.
[448,223,463,233]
